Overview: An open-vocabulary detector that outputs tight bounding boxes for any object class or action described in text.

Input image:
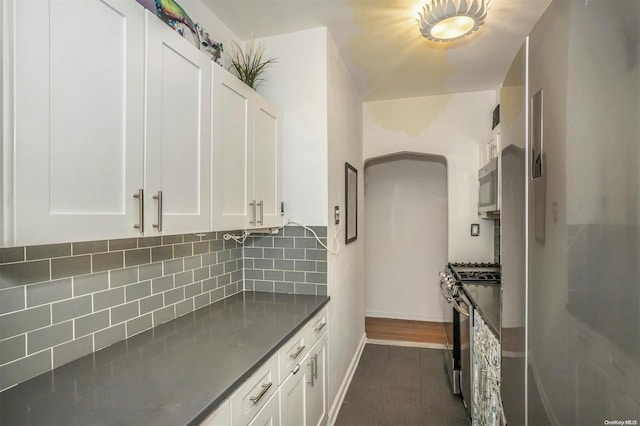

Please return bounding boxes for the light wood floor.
[365,317,449,345]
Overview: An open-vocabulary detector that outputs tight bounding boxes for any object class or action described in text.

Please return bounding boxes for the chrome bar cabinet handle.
[249,200,256,225]
[133,189,144,233]
[249,382,272,404]
[152,191,163,231]
[257,200,264,225]
[289,345,306,360]
[307,358,315,386]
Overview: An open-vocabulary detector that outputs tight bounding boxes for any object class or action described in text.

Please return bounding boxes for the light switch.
[470,224,480,237]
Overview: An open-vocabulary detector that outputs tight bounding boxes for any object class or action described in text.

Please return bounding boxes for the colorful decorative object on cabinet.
[135,0,223,64]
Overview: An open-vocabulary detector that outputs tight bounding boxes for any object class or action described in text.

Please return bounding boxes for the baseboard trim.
[366,338,445,350]
[365,311,445,323]
[328,332,367,425]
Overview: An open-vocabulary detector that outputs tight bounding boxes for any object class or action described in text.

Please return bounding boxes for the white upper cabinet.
[481,125,501,165]
[211,65,254,231]
[7,0,145,246]
[145,11,211,235]
[212,65,283,231]
[2,0,216,246]
[253,97,283,228]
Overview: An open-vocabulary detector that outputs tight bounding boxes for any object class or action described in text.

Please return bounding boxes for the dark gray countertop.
[462,283,501,338]
[0,291,330,426]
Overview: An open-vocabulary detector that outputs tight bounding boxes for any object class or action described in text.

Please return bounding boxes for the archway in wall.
[364,152,449,323]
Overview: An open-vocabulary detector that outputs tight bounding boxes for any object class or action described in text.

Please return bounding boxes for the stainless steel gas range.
[439,262,501,410]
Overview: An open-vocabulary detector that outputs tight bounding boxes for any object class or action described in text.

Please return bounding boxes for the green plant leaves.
[227,41,277,90]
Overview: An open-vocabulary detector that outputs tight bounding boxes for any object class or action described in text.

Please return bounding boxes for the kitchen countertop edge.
[187,295,330,425]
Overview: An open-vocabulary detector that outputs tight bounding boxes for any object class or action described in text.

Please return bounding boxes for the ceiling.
[200,0,551,101]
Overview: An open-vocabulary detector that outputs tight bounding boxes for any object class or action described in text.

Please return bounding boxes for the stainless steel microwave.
[478,158,499,217]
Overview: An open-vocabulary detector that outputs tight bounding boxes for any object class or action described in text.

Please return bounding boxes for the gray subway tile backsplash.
[93,288,125,311]
[52,296,92,324]
[73,272,109,297]
[0,350,51,391]
[52,335,93,369]
[26,243,72,260]
[109,267,139,288]
[26,278,73,308]
[0,247,25,264]
[140,294,163,315]
[94,324,126,351]
[92,251,124,273]
[74,311,110,338]
[153,305,176,326]
[0,305,51,340]
[138,262,163,281]
[244,225,327,297]
[126,314,153,337]
[108,238,137,251]
[72,240,108,256]
[125,281,151,302]
[0,260,50,287]
[0,226,319,392]
[51,255,91,280]
[27,321,73,354]
[111,301,139,325]
[0,335,26,365]
[0,286,26,315]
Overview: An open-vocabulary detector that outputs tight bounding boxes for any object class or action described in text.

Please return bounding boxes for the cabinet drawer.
[307,307,328,348]
[230,353,279,426]
[247,389,280,426]
[279,327,310,383]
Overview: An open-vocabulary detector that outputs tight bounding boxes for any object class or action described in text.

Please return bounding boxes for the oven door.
[458,292,472,417]
[440,275,460,394]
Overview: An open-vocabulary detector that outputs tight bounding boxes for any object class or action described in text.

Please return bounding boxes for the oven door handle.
[452,298,470,317]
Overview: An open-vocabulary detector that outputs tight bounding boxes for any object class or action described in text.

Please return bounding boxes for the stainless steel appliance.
[440,262,501,407]
[478,157,499,217]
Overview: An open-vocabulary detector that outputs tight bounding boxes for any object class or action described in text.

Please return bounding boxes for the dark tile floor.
[335,344,471,426]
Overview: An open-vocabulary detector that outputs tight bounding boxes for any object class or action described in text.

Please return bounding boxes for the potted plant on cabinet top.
[227,40,277,90]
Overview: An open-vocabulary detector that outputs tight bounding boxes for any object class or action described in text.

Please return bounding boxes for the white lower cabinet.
[280,363,307,426]
[248,391,280,426]
[230,354,279,426]
[305,334,327,426]
[201,308,328,426]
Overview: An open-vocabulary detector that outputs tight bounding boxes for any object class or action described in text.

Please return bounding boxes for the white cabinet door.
[212,65,254,231]
[211,66,283,232]
[248,391,280,426]
[9,0,144,246]
[305,335,327,426]
[145,12,211,235]
[280,366,307,426]
[253,97,283,229]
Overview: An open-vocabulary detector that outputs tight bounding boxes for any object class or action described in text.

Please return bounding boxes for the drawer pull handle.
[249,382,272,404]
[314,322,327,333]
[290,345,306,359]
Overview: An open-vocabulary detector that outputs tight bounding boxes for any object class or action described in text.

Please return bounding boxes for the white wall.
[364,154,448,322]
[326,29,365,417]
[256,28,329,226]
[256,27,365,420]
[363,91,496,261]
[180,0,239,51]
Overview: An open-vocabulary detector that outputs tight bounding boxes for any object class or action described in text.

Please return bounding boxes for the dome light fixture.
[418,0,490,42]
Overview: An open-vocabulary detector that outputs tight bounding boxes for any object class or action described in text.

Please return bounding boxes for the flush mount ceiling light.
[418,0,490,42]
